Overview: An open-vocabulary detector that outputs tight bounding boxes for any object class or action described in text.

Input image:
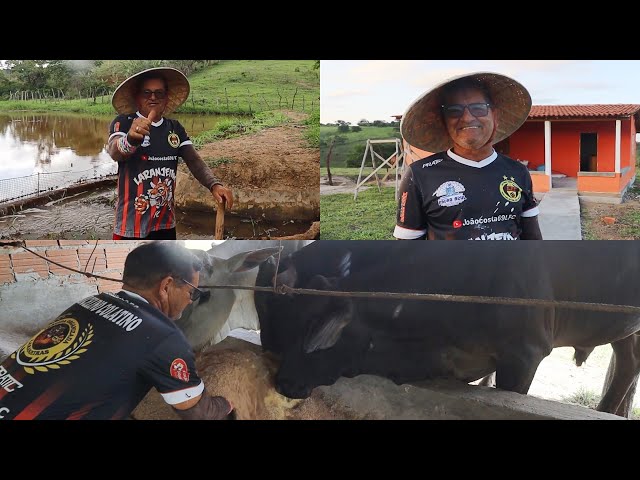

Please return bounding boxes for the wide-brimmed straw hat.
[400,72,532,152]
[111,67,190,116]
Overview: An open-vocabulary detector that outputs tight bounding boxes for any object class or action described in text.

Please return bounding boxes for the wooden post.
[215,199,226,240]
[325,137,335,186]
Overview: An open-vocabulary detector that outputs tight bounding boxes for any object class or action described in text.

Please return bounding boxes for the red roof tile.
[529,105,640,119]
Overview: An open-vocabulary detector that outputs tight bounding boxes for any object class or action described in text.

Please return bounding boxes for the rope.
[14,242,640,315]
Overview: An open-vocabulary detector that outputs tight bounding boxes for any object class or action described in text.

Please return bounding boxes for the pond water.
[0,111,241,193]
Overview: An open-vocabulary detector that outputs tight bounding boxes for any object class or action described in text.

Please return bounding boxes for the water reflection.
[0,112,241,181]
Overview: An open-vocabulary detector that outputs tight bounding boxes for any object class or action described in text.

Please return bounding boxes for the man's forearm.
[520,216,543,240]
[108,135,138,163]
[173,394,233,420]
[182,146,222,191]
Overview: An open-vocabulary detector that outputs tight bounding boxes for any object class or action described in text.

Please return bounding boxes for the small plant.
[562,387,600,409]
[204,157,234,168]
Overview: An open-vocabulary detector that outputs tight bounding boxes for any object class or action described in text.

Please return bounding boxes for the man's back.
[0,291,199,420]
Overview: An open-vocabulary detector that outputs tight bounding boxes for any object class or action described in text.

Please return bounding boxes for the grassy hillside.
[320,125,401,167]
[0,60,319,117]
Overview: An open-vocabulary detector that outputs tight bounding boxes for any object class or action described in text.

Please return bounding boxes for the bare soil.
[580,187,640,239]
[197,111,318,195]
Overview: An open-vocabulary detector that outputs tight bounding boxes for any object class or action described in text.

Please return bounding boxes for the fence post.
[37,173,40,197]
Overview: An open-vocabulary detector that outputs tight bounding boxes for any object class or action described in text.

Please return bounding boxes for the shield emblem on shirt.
[168,132,180,148]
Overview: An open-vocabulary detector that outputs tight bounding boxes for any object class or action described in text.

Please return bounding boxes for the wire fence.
[0,165,118,204]
[5,89,320,114]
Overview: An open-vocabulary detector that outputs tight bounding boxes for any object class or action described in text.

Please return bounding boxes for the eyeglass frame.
[178,277,206,302]
[139,89,167,100]
[441,102,492,119]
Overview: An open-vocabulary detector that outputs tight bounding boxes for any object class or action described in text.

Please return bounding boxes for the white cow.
[178,240,313,350]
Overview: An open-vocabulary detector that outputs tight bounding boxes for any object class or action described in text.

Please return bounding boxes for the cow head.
[177,247,283,350]
[255,248,360,399]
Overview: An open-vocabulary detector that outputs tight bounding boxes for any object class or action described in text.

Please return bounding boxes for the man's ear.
[158,275,174,299]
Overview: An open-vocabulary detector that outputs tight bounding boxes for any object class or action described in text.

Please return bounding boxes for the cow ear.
[302,275,352,353]
[227,247,283,273]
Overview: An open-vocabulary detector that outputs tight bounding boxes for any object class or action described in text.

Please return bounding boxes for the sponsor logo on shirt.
[168,132,180,148]
[114,122,120,132]
[434,181,467,207]
[0,407,9,418]
[170,358,190,382]
[421,158,443,168]
[499,176,522,202]
[13,317,93,375]
[133,166,176,186]
[469,232,516,240]
[463,214,517,226]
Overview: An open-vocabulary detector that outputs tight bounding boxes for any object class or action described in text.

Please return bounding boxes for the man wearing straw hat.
[394,72,542,241]
[107,67,234,240]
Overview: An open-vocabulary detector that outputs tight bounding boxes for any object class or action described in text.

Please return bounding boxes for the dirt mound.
[175,111,319,222]
[132,337,346,420]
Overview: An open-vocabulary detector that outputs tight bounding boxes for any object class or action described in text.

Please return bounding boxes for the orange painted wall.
[509,119,633,178]
[509,122,545,171]
[531,173,550,193]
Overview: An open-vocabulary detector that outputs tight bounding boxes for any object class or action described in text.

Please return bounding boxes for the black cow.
[253,240,640,415]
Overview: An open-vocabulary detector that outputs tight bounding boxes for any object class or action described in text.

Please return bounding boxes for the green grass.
[320,125,401,167]
[0,60,319,116]
[304,109,320,148]
[191,111,289,148]
[561,386,640,419]
[320,187,397,239]
[321,166,397,180]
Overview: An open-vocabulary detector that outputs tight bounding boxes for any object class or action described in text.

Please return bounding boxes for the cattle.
[177,240,312,349]
[260,241,640,414]
[180,240,640,416]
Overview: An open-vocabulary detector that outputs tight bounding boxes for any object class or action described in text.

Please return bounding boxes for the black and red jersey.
[394,150,539,240]
[109,113,192,238]
[0,291,202,420]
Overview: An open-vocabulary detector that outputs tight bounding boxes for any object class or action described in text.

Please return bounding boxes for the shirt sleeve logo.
[433,181,467,207]
[13,317,93,375]
[499,176,522,202]
[170,358,190,382]
[168,132,180,148]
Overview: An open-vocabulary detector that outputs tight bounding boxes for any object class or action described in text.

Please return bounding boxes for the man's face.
[443,87,497,152]
[135,78,168,118]
[168,270,200,321]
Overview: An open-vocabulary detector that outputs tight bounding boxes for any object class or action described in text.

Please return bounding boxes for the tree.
[336,120,351,133]
[351,125,362,132]
[358,119,370,126]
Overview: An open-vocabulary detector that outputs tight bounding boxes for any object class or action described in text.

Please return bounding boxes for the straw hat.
[400,72,532,152]
[111,67,190,116]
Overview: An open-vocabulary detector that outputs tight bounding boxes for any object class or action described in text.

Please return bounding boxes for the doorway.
[580,133,597,172]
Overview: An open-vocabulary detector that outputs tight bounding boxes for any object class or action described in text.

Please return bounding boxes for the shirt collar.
[120,289,149,304]
[447,148,498,168]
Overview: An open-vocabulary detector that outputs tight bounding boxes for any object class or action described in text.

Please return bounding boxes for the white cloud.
[325,89,369,98]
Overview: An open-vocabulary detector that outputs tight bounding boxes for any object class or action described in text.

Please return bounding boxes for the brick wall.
[0,240,145,293]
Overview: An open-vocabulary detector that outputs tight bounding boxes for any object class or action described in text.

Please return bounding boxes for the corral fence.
[0,165,118,205]
[5,88,320,114]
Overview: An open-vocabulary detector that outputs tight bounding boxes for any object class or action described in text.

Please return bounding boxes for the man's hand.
[211,184,234,210]
[128,110,157,145]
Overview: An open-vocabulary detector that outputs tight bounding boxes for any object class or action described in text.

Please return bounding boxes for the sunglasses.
[141,89,167,100]
[442,103,492,119]
[179,278,206,302]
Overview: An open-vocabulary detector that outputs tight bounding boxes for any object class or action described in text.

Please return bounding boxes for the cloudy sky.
[320,60,640,125]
